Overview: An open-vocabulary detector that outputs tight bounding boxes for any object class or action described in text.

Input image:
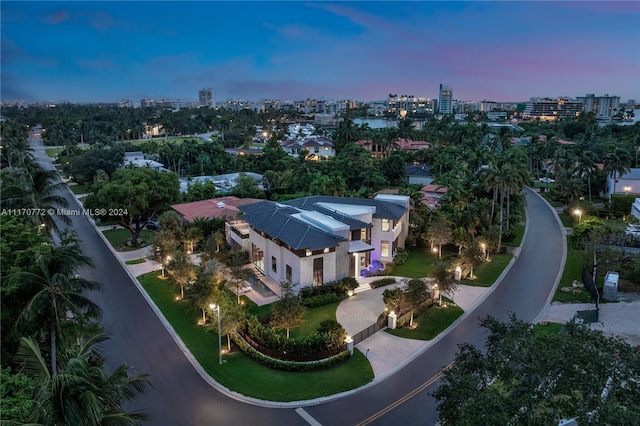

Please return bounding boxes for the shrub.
[302,292,339,308]
[232,333,351,371]
[370,278,397,289]
[337,277,359,293]
[393,248,410,266]
[299,277,357,299]
[317,319,346,348]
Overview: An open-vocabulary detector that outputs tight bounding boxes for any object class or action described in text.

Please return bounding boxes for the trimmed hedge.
[393,248,410,266]
[370,278,397,289]
[232,332,351,372]
[303,292,339,308]
[299,277,358,299]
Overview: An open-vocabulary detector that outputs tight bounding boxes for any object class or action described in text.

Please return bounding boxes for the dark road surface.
[31,130,565,425]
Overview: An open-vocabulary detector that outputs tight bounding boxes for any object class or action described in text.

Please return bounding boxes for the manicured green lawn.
[558,212,574,227]
[534,322,564,336]
[503,224,525,247]
[242,296,273,316]
[45,147,63,157]
[552,236,591,303]
[390,247,439,278]
[290,301,340,338]
[125,258,146,265]
[385,304,464,340]
[102,229,156,251]
[461,254,513,287]
[69,183,90,194]
[138,272,374,401]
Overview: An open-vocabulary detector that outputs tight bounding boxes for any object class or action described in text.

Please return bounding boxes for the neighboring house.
[123,151,169,171]
[224,148,263,156]
[228,194,410,292]
[419,184,448,210]
[280,137,336,160]
[179,172,263,194]
[631,198,640,221]
[170,196,262,223]
[406,163,432,186]
[356,138,430,158]
[606,168,640,199]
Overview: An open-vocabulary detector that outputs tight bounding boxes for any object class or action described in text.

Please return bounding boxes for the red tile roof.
[171,196,262,222]
[420,184,448,194]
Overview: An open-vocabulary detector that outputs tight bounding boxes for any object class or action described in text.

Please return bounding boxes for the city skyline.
[2,1,639,104]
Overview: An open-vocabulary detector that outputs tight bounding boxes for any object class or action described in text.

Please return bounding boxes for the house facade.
[227,194,410,292]
[606,168,640,199]
[280,137,336,160]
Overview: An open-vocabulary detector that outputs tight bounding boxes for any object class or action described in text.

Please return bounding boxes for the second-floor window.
[382,219,390,232]
[272,256,277,273]
[286,264,292,283]
[313,257,323,287]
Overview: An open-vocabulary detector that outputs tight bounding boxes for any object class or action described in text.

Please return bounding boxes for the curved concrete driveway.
[30,130,565,425]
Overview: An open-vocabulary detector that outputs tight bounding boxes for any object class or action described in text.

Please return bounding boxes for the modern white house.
[606,168,640,199]
[227,194,410,293]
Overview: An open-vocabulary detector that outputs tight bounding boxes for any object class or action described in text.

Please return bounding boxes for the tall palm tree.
[16,332,150,425]
[575,149,597,203]
[603,147,632,198]
[11,234,102,373]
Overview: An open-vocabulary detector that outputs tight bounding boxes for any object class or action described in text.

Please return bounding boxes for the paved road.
[30,129,565,425]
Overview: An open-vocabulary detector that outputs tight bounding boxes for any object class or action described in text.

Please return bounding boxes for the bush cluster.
[298,277,358,299]
[242,315,335,355]
[303,292,339,308]
[393,248,410,266]
[369,278,397,289]
[232,333,351,372]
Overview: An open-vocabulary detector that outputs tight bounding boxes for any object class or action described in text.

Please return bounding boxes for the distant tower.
[199,88,214,107]
[438,84,453,115]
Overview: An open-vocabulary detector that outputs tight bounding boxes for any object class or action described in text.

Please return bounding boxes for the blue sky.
[2,1,639,104]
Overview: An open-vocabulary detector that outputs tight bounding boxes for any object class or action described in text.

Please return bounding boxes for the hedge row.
[232,332,351,372]
[302,292,339,308]
[369,278,397,289]
[299,277,359,299]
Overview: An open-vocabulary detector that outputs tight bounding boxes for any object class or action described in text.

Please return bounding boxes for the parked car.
[146,220,160,230]
[538,177,555,183]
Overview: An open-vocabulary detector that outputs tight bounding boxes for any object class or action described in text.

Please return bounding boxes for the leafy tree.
[0,366,36,423]
[434,315,640,425]
[68,145,125,184]
[232,173,264,198]
[166,250,196,300]
[184,180,217,202]
[85,167,179,244]
[227,250,250,303]
[9,232,102,373]
[270,281,306,339]
[381,152,407,186]
[16,332,150,426]
[603,146,632,197]
[382,287,405,313]
[186,258,226,324]
[207,290,244,352]
[433,261,457,304]
[403,279,429,327]
[424,215,452,258]
[460,241,484,279]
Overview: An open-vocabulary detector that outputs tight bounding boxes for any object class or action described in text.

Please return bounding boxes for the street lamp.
[574,209,582,224]
[209,303,223,365]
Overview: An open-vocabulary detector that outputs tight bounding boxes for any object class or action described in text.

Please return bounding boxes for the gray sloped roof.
[284,195,407,220]
[239,201,346,250]
[309,204,370,230]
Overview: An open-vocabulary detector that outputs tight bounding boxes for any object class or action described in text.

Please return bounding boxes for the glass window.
[381,219,390,232]
[286,265,292,283]
[381,241,389,258]
[313,258,323,287]
[272,256,277,273]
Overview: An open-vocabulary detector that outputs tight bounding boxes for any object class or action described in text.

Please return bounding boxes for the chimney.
[216,202,225,208]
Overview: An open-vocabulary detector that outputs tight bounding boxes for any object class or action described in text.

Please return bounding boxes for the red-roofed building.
[170,196,261,223]
[418,184,449,210]
[356,138,430,158]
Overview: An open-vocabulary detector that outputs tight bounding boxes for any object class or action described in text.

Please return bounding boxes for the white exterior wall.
[607,175,640,198]
[632,198,640,220]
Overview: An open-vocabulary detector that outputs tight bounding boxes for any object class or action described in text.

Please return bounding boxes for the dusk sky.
[2,1,639,104]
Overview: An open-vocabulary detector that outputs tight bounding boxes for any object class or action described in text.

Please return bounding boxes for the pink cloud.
[44,10,69,24]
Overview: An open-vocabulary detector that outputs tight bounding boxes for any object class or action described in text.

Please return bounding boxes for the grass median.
[461,253,513,287]
[138,272,374,401]
[385,303,464,340]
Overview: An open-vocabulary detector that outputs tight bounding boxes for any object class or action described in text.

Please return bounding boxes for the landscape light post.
[209,303,222,365]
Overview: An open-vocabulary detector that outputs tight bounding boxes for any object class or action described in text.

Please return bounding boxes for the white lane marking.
[295,407,323,426]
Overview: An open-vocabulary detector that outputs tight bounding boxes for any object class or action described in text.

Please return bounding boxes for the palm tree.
[2,166,71,233]
[603,147,632,198]
[16,332,150,425]
[575,149,597,203]
[11,233,102,373]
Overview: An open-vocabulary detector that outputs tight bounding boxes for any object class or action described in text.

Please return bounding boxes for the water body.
[353,118,397,129]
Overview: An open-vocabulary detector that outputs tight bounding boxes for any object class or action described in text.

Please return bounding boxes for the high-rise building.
[198,88,214,107]
[438,84,453,115]
[522,98,583,120]
[576,94,620,118]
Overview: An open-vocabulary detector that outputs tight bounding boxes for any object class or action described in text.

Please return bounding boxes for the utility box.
[603,271,619,301]
[388,312,397,329]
